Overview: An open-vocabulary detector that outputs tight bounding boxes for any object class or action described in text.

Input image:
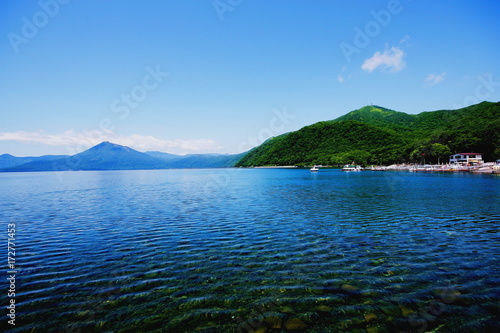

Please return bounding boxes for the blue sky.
[1,0,499,156]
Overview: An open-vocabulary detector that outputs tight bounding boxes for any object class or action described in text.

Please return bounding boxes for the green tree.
[430,143,451,164]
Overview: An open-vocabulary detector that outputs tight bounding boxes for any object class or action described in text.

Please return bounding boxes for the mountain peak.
[354,105,397,114]
[93,141,118,148]
[333,105,415,126]
[89,141,136,152]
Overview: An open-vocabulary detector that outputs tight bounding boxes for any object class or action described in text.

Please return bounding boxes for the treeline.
[236,102,500,167]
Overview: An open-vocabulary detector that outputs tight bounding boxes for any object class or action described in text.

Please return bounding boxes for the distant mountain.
[1,142,166,172]
[236,101,500,166]
[145,152,247,169]
[177,153,246,168]
[0,154,68,169]
[144,151,185,162]
[1,142,245,172]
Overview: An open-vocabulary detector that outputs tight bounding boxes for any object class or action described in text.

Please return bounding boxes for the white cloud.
[0,130,222,154]
[361,47,406,73]
[113,134,222,152]
[424,72,446,86]
[0,130,103,147]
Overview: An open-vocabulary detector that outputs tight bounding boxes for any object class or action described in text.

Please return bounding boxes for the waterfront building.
[449,153,483,164]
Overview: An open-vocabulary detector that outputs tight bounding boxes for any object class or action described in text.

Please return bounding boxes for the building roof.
[452,153,482,156]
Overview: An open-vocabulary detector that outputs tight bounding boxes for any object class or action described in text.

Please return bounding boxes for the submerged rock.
[284,317,307,332]
[251,328,267,333]
[398,304,414,317]
[338,316,365,330]
[235,320,267,333]
[263,314,283,329]
[315,305,333,313]
[364,312,378,322]
[278,306,295,314]
[380,305,402,317]
[341,284,359,293]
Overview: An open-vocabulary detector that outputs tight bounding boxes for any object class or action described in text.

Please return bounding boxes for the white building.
[449,153,483,164]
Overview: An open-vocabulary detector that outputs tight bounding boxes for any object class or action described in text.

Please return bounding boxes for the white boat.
[471,166,493,174]
[310,165,320,172]
[342,164,363,171]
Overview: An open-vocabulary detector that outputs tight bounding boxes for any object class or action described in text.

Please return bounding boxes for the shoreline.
[370,163,500,174]
[248,163,500,174]
[253,166,299,169]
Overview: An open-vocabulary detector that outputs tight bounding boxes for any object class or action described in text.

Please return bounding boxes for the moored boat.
[342,164,363,171]
[472,166,494,174]
[370,165,387,171]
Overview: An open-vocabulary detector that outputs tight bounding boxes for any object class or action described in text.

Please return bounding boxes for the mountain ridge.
[1,142,166,172]
[0,142,244,172]
[236,101,500,166]
[0,154,69,169]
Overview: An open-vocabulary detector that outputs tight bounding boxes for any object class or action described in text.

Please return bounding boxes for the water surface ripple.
[1,169,499,332]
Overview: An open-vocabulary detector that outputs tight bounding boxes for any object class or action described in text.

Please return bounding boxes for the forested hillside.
[236,102,500,166]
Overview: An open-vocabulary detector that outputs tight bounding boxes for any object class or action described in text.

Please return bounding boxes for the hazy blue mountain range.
[145,151,246,168]
[0,154,69,169]
[0,142,244,172]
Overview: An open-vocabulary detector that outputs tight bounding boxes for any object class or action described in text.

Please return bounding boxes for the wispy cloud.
[0,130,222,154]
[424,72,446,86]
[399,35,411,46]
[114,134,222,152]
[337,66,351,83]
[361,47,406,73]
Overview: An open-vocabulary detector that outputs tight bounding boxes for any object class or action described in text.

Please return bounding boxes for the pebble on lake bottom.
[284,317,308,332]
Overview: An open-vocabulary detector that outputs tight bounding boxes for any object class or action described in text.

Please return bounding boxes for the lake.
[1,169,499,332]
